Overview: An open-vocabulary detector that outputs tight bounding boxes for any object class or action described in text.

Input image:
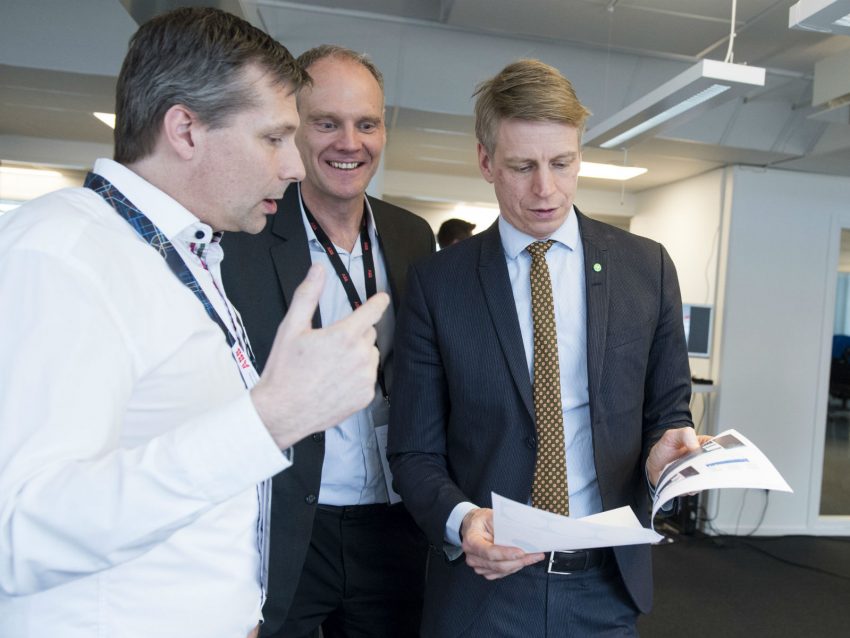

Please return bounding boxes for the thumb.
[335,292,390,335]
[278,264,325,340]
[679,426,700,451]
[663,426,700,453]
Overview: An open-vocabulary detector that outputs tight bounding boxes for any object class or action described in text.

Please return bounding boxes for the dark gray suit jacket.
[388,211,693,637]
[221,183,435,634]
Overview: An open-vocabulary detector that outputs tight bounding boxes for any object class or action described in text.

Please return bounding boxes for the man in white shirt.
[0,8,388,638]
[222,46,435,637]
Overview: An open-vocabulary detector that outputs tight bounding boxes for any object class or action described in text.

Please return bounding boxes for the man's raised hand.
[251,264,390,449]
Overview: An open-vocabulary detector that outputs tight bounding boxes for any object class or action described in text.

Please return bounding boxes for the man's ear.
[161,104,200,161]
[477,143,495,184]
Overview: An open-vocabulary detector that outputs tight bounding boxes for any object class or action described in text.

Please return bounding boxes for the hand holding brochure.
[492,428,792,552]
[649,428,792,523]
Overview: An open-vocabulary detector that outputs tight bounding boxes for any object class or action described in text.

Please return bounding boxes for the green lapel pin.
[593,262,602,273]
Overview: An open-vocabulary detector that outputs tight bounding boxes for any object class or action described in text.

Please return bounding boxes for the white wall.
[630,169,729,382]
[633,166,850,536]
[712,167,850,535]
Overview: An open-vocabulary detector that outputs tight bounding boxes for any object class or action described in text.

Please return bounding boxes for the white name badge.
[231,342,260,389]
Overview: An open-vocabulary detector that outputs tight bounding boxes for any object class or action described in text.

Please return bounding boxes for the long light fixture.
[584,59,765,151]
[0,165,62,178]
[0,165,71,203]
[579,161,646,181]
[789,0,850,34]
[93,112,116,129]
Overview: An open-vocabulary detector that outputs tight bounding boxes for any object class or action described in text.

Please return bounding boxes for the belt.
[316,503,391,519]
[543,548,609,575]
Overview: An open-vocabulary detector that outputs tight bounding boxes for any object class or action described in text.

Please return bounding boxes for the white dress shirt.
[0,159,290,637]
[298,186,393,505]
[445,210,603,544]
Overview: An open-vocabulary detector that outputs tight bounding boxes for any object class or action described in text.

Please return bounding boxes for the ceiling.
[2,0,849,216]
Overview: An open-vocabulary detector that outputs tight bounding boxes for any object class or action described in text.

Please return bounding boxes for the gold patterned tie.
[527,240,569,516]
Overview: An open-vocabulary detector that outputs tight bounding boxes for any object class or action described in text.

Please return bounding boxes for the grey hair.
[114,6,309,164]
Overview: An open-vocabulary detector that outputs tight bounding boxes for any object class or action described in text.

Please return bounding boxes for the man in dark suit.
[222,45,434,638]
[388,59,706,637]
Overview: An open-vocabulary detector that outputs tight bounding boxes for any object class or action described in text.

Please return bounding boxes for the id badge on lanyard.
[85,171,259,389]
[232,342,260,389]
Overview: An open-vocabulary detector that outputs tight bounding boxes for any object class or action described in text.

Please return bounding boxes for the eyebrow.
[261,123,298,136]
[506,152,579,164]
[306,111,338,122]
[307,111,383,124]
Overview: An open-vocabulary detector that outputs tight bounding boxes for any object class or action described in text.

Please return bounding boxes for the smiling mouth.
[328,161,363,170]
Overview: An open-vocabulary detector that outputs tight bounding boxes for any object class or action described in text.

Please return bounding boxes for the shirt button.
[525,435,537,450]
[305,494,317,505]
[194,230,205,240]
[312,432,324,442]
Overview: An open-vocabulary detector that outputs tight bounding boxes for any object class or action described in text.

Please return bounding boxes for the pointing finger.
[335,292,390,335]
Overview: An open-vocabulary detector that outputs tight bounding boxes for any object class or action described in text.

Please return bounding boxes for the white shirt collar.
[92,158,215,244]
[498,206,580,260]
[297,182,379,253]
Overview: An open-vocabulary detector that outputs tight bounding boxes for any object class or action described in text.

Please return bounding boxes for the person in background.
[388,58,706,637]
[222,45,434,638]
[437,218,476,249]
[0,10,388,638]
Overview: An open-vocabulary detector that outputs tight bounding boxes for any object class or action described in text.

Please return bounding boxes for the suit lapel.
[478,223,535,421]
[577,211,610,405]
[269,184,322,328]
[370,198,404,313]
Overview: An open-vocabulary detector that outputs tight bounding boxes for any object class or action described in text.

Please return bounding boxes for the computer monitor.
[683,303,713,358]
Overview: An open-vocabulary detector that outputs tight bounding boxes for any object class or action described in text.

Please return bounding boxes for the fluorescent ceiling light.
[0,166,70,202]
[453,203,498,217]
[0,165,62,177]
[789,0,850,34]
[584,59,765,150]
[451,204,500,228]
[93,112,116,128]
[579,161,647,181]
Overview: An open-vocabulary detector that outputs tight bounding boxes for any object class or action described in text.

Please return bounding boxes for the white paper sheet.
[492,493,663,552]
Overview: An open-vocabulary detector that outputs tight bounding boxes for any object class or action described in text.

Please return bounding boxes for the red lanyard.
[302,201,388,402]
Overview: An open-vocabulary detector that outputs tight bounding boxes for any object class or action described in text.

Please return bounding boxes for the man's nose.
[335,123,359,152]
[533,168,555,197]
[280,145,305,183]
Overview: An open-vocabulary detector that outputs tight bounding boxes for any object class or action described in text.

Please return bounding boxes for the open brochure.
[649,428,792,522]
[492,428,792,552]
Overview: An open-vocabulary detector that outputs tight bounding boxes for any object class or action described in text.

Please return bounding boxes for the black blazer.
[221,183,435,633]
[388,211,693,637]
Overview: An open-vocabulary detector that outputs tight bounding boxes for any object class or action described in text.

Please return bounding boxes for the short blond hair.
[473,59,591,155]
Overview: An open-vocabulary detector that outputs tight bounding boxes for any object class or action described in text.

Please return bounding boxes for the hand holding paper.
[461,508,545,579]
[492,429,792,553]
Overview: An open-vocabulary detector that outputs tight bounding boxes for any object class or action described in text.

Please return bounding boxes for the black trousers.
[268,503,427,638]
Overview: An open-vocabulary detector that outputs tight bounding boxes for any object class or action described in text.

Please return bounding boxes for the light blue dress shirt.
[299,188,392,505]
[446,210,604,545]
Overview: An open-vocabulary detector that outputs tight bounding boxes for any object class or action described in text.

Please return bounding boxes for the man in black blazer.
[388,59,706,637]
[222,46,434,637]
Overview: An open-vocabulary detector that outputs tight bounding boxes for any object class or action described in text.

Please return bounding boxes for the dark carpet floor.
[638,530,850,637]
